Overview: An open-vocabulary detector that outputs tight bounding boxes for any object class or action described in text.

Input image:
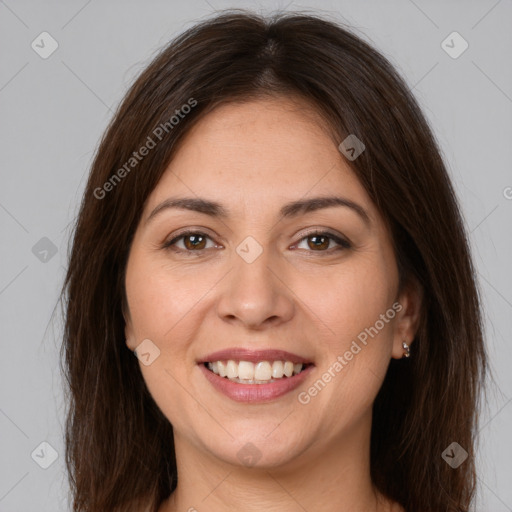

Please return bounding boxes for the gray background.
[0,0,511,510]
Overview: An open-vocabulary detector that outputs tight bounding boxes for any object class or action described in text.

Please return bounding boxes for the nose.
[216,246,295,330]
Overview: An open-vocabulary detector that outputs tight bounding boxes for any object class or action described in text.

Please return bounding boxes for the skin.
[124,96,422,512]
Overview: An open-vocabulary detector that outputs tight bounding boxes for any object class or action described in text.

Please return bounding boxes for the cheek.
[298,252,397,412]
[125,253,213,427]
[302,255,397,350]
[125,251,216,343]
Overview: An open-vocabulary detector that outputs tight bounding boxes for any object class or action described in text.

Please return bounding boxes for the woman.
[61,10,487,512]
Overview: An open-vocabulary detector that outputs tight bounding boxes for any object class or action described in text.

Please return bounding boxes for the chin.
[200,430,307,470]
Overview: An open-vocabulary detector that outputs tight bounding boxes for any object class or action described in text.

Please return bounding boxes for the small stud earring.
[402,341,411,358]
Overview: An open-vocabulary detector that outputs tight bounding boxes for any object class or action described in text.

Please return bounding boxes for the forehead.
[146,97,373,218]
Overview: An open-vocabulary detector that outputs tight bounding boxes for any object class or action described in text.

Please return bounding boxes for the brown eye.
[164,231,217,253]
[306,234,330,250]
[183,233,207,250]
[295,231,351,253]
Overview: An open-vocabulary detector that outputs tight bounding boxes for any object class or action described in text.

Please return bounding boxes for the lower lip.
[198,363,314,403]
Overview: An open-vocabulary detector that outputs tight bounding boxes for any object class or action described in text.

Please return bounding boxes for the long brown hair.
[61,10,487,511]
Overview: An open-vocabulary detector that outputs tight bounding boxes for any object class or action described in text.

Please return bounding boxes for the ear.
[391,275,423,359]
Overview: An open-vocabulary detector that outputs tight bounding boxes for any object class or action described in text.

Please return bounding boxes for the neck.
[160,410,398,512]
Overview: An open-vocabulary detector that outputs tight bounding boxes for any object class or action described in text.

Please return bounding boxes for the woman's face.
[124,96,417,469]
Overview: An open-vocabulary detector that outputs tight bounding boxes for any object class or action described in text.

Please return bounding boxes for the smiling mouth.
[203,360,313,384]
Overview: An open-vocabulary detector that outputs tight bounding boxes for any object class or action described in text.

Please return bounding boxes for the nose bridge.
[216,236,294,328]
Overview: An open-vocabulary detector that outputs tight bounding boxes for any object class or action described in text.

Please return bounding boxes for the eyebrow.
[145,195,371,226]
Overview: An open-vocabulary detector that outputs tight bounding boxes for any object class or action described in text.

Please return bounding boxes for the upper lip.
[197,348,313,365]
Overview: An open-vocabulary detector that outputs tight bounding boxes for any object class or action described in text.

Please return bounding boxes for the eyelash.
[162,229,351,255]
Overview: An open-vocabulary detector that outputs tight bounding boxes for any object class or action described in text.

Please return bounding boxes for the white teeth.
[217,360,227,377]
[226,360,238,379]
[206,359,306,382]
[283,361,294,377]
[254,361,272,380]
[272,361,284,378]
[238,361,254,380]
